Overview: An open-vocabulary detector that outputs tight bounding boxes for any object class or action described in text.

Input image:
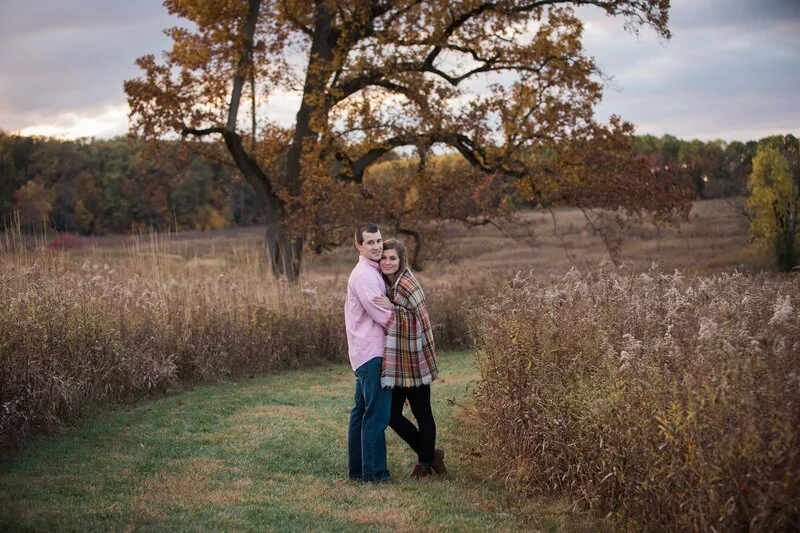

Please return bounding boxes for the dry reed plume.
[467,266,799,531]
[4,199,794,529]
[0,240,345,452]
[0,233,476,453]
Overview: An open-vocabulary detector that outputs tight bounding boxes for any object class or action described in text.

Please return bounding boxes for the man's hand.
[372,295,393,310]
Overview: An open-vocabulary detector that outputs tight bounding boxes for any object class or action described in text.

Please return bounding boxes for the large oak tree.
[125,0,689,280]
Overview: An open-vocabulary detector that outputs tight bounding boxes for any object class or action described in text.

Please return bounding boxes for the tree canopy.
[125,0,691,280]
[747,135,800,271]
[0,131,756,243]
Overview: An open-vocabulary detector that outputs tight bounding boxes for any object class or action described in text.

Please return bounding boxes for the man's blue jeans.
[348,357,392,483]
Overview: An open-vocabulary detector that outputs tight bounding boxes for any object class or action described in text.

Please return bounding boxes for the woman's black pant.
[389,384,436,465]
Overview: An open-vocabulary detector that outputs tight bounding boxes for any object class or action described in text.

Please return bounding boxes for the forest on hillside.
[0,131,757,236]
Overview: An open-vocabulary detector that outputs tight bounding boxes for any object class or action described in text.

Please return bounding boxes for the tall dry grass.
[467,266,799,531]
[0,230,481,453]
[0,238,339,450]
[3,195,790,533]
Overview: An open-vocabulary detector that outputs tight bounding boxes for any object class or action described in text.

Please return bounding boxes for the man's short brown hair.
[355,223,380,244]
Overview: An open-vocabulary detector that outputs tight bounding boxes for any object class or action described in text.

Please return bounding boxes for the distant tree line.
[0,130,760,236]
[631,134,758,201]
[0,132,260,234]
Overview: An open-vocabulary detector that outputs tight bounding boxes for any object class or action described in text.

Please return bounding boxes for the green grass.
[0,351,595,532]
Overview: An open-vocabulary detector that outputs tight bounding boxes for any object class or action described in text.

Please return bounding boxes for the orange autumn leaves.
[125,0,689,276]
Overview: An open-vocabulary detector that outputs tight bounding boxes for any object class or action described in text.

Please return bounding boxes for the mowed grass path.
[0,352,585,532]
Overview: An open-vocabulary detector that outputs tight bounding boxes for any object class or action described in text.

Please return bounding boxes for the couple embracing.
[344,223,447,483]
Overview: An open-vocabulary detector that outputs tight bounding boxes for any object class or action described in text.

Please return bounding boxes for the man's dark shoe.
[432,448,447,476]
[410,464,433,479]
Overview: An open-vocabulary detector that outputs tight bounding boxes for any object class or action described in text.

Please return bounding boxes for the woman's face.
[380,249,401,277]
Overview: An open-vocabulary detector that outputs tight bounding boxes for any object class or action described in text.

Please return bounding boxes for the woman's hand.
[372,295,393,310]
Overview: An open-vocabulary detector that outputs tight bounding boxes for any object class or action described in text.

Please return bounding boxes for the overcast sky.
[0,0,798,143]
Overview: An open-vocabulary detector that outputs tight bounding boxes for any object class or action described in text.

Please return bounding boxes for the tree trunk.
[220,130,302,280]
[398,227,424,271]
[218,0,303,281]
[265,222,303,282]
[260,6,336,281]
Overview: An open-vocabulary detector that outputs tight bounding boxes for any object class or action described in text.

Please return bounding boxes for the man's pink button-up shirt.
[345,255,393,371]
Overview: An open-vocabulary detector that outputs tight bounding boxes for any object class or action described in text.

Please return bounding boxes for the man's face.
[356,230,383,261]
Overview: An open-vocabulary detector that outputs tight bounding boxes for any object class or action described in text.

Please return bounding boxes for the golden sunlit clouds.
[19,105,130,140]
[14,89,305,140]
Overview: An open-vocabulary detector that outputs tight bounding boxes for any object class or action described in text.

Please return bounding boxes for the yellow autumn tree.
[747,135,800,271]
[125,0,688,280]
[13,180,54,230]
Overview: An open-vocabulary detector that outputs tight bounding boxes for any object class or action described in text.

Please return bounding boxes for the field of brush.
[2,199,797,530]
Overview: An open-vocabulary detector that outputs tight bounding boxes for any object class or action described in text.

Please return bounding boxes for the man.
[345,223,394,483]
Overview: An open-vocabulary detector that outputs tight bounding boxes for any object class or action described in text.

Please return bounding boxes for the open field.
[434,198,759,278]
[0,198,769,451]
[2,198,795,530]
[6,198,765,281]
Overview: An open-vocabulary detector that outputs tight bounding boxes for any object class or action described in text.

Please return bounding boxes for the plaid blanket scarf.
[381,268,438,388]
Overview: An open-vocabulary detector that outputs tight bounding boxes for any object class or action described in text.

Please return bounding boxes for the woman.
[373,239,447,479]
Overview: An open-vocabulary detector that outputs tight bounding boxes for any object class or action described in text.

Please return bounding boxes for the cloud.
[19,105,130,139]
[0,0,798,142]
[670,0,800,31]
[580,0,800,140]
[0,1,175,135]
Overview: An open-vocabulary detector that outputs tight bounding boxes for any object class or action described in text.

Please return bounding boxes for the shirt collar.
[358,255,381,270]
